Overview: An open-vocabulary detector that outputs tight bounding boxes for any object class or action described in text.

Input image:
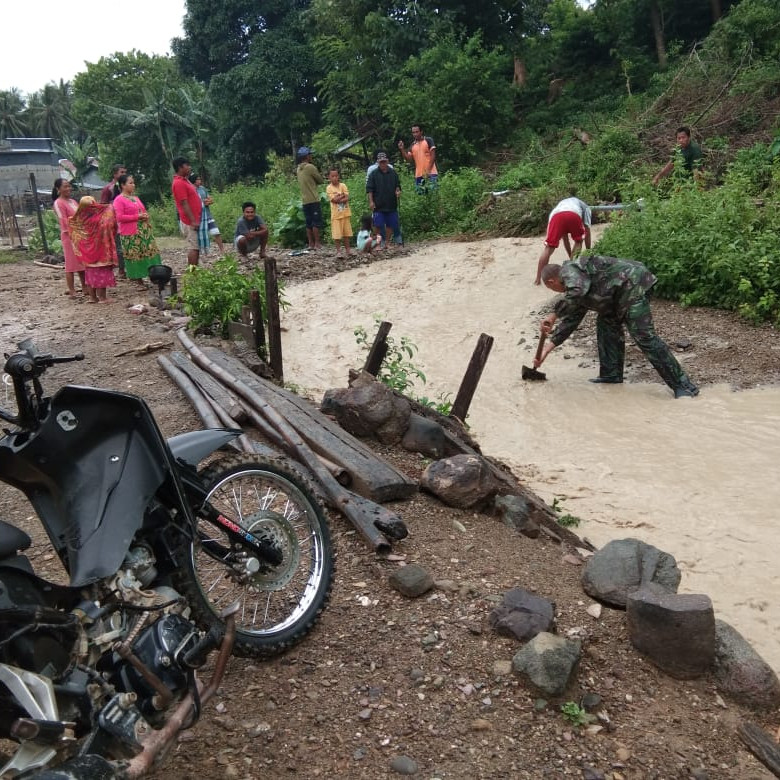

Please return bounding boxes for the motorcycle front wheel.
[176,454,334,657]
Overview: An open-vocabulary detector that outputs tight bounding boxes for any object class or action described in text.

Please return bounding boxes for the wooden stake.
[264,257,283,382]
[450,333,494,422]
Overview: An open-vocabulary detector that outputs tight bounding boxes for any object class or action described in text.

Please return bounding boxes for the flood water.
[280,238,780,673]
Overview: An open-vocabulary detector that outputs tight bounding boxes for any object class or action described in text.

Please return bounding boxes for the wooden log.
[264,256,283,382]
[450,333,494,423]
[203,348,416,502]
[168,351,246,422]
[738,722,780,777]
[158,356,244,454]
[235,399,350,486]
[177,330,401,553]
[363,320,392,376]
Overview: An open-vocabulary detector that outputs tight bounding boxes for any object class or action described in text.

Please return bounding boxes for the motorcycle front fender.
[167,429,242,468]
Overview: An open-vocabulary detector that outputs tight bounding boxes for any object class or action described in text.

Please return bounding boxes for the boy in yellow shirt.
[326,169,352,257]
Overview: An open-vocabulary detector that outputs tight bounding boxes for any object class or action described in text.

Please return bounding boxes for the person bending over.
[535,256,699,399]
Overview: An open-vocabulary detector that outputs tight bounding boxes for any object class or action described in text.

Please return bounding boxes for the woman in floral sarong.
[52,178,87,298]
[69,196,118,303]
[113,174,162,288]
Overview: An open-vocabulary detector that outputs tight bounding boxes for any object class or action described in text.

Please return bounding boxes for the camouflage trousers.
[596,295,692,391]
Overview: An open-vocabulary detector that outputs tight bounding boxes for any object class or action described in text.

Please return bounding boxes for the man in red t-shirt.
[171,157,203,266]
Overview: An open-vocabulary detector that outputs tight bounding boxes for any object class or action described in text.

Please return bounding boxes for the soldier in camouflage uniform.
[534,256,699,398]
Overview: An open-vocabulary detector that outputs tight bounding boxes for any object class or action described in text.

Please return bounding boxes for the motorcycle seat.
[0,520,31,557]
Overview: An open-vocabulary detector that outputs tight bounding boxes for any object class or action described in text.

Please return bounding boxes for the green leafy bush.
[28,211,62,255]
[179,256,287,337]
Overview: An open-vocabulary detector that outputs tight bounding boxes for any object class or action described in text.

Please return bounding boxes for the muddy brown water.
[281,237,780,674]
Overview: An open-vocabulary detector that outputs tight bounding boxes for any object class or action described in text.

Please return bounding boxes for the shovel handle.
[534,332,547,363]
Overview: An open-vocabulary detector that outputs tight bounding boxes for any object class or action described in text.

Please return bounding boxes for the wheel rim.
[191,468,327,637]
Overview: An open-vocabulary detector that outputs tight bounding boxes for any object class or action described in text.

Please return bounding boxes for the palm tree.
[24,81,75,140]
[0,89,27,139]
[55,136,98,186]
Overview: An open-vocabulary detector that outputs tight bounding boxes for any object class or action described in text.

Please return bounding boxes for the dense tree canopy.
[5,0,771,198]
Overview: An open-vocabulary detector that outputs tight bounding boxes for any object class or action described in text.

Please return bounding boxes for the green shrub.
[179,256,287,338]
[28,211,62,255]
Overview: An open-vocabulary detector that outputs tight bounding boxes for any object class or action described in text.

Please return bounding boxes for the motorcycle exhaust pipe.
[122,602,239,779]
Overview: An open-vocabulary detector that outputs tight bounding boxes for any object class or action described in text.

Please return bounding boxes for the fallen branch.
[115,341,170,358]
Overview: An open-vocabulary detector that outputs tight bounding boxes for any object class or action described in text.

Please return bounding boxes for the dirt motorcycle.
[0,340,334,778]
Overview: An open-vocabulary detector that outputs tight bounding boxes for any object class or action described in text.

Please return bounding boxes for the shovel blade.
[521,364,546,381]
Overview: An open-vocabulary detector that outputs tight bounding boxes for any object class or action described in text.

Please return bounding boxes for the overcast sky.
[3,0,187,96]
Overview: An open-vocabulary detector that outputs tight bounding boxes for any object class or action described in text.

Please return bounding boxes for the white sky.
[2,1,187,96]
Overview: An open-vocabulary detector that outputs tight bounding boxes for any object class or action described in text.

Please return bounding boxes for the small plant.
[354,319,426,396]
[354,318,457,415]
[561,701,590,727]
[179,256,287,338]
[551,497,582,528]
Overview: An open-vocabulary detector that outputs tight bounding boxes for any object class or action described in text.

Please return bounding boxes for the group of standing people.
[53,165,162,303]
[290,124,437,257]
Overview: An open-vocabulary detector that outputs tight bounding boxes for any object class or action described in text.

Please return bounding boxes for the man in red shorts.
[534,196,592,285]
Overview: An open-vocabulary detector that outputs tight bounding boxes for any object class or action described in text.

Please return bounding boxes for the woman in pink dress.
[52,179,87,297]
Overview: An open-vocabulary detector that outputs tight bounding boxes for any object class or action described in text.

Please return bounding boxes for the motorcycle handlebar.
[0,345,85,429]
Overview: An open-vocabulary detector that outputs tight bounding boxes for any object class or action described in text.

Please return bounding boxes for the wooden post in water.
[29,174,49,255]
[450,333,494,422]
[363,321,392,376]
[264,256,283,382]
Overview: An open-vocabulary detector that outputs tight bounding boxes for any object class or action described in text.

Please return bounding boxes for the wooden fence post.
[264,256,283,382]
[363,321,392,376]
[450,333,494,422]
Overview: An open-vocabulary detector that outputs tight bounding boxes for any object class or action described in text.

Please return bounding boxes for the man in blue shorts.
[366,152,402,249]
[296,147,324,250]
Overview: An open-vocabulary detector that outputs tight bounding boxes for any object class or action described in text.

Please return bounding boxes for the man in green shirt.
[535,256,699,399]
[652,126,702,185]
[296,147,324,250]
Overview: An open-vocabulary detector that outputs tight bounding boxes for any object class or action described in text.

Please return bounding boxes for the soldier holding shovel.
[535,256,699,399]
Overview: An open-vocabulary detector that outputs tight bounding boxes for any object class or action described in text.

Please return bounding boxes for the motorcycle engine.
[102,614,201,714]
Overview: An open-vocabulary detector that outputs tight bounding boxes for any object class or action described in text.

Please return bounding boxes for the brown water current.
[281,237,780,673]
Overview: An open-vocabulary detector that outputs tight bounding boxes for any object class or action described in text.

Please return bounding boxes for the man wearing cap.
[296,147,324,251]
[366,152,402,249]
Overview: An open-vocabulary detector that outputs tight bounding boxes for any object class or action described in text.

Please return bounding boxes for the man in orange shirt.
[398,124,438,193]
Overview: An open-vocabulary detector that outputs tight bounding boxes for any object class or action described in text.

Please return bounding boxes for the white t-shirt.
[549,197,591,227]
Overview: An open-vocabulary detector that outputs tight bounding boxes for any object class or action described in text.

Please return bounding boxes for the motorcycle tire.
[175,454,334,658]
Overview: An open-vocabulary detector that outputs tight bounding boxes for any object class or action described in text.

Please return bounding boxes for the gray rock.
[420,454,503,509]
[512,632,581,697]
[626,589,715,679]
[494,494,540,538]
[321,374,411,444]
[713,619,780,711]
[581,538,681,607]
[488,588,555,641]
[390,755,419,775]
[389,564,434,598]
[401,412,447,457]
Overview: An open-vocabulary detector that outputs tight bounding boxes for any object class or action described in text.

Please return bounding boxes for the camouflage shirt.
[550,255,658,346]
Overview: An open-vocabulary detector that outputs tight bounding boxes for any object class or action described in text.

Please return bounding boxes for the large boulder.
[713,620,780,711]
[581,538,681,608]
[420,454,504,509]
[626,589,715,679]
[321,373,411,444]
